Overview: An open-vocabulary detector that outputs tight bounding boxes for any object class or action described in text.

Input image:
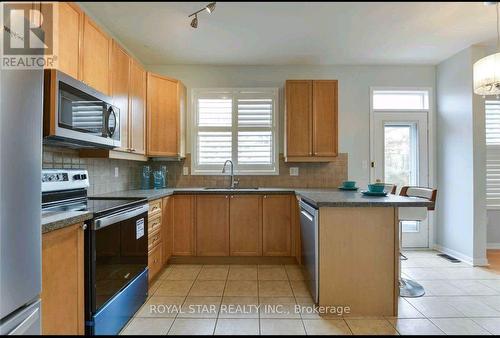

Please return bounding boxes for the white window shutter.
[192,89,278,175]
[486,100,500,209]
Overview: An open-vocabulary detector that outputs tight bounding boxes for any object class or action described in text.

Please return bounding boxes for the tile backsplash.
[42,146,142,195]
[152,153,348,189]
[43,146,348,194]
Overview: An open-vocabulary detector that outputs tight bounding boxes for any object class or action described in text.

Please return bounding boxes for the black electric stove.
[41,169,149,335]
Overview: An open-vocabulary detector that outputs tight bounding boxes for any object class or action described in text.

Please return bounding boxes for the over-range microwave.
[43,69,121,149]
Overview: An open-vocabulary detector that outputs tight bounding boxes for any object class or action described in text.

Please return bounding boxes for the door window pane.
[384,125,417,189]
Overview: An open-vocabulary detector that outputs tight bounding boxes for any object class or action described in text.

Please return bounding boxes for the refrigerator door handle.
[8,307,39,335]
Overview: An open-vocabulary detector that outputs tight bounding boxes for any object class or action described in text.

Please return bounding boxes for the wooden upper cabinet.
[172,195,195,256]
[262,195,292,256]
[147,73,186,157]
[285,80,312,158]
[285,80,338,162]
[43,2,83,79]
[230,195,262,256]
[110,41,130,152]
[129,60,147,155]
[41,223,84,335]
[82,15,111,95]
[196,195,230,256]
[313,80,338,157]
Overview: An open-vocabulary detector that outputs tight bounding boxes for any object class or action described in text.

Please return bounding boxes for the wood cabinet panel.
[285,80,312,157]
[148,214,162,235]
[110,41,130,152]
[230,195,262,256]
[147,73,185,157]
[129,60,146,155]
[82,15,111,95]
[172,195,195,256]
[41,223,84,335]
[196,195,230,256]
[319,207,397,316]
[148,229,162,252]
[313,80,338,157]
[43,2,82,79]
[285,79,338,162]
[148,243,162,283]
[262,195,292,256]
[162,196,173,264]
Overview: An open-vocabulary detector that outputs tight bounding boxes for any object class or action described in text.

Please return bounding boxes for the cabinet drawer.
[149,199,162,217]
[148,229,162,252]
[148,215,162,234]
[148,244,162,282]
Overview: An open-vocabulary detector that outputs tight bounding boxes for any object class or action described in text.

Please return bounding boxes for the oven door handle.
[92,204,149,230]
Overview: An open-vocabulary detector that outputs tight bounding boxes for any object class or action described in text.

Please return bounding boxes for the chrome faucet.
[222,160,239,189]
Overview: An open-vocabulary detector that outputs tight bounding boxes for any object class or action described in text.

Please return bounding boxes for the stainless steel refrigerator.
[0,68,43,334]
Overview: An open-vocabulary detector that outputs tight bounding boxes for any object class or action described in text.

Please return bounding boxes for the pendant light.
[474,2,500,96]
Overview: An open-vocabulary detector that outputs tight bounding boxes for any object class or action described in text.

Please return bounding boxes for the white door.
[373,112,429,248]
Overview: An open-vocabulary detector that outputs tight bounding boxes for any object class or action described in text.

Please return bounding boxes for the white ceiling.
[80,2,498,66]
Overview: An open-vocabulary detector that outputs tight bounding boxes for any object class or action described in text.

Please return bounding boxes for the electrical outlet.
[183,167,189,176]
[289,167,299,176]
[114,167,119,177]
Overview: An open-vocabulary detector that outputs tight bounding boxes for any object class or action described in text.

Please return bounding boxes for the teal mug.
[342,181,356,189]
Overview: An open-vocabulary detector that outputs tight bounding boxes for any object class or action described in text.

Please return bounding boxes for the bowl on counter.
[367,183,385,193]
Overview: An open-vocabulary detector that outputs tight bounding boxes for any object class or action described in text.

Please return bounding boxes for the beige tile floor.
[121,250,500,335]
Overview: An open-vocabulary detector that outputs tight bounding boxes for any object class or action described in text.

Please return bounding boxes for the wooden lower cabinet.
[166,193,294,258]
[41,223,84,335]
[230,195,262,256]
[262,195,292,256]
[172,195,195,256]
[147,199,163,283]
[148,244,163,283]
[162,196,173,264]
[196,195,230,256]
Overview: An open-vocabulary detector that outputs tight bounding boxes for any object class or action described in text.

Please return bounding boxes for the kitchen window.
[192,88,279,175]
[486,100,500,209]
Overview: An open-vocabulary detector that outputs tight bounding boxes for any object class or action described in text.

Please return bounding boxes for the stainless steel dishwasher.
[299,199,319,304]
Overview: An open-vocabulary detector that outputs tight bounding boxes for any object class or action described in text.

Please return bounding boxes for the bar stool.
[398,186,437,298]
[383,183,397,195]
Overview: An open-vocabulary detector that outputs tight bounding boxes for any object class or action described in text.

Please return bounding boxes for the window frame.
[191,87,279,175]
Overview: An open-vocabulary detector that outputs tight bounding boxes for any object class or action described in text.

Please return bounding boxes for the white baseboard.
[488,243,500,250]
[433,244,489,266]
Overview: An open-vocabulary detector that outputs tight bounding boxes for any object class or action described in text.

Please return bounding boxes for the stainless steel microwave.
[43,70,120,149]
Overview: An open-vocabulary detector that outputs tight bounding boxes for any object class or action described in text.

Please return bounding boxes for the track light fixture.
[188,2,216,28]
[190,14,198,28]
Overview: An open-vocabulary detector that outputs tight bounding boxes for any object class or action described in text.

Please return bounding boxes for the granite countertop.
[44,187,432,234]
[42,210,93,234]
[295,189,433,208]
[92,187,432,208]
[90,187,296,200]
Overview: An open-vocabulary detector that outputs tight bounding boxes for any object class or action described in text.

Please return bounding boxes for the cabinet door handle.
[81,223,87,230]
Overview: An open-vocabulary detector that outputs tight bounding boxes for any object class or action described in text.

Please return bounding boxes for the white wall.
[147,64,436,189]
[436,46,487,265]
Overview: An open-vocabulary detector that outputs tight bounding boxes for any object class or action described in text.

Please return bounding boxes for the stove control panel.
[42,169,89,192]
